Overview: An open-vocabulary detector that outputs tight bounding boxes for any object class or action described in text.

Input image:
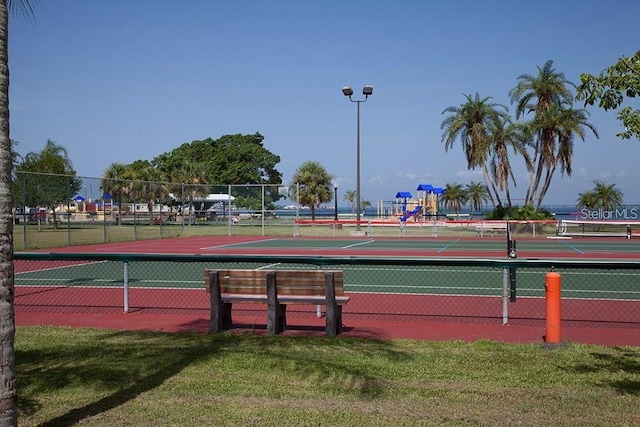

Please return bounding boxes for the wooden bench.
[204,269,350,336]
[475,221,508,237]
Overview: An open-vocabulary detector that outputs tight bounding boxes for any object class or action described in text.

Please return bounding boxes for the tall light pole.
[334,183,339,222]
[342,85,373,231]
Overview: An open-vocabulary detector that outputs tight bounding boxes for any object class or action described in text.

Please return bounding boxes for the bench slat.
[220,293,350,305]
[205,269,348,336]
[205,269,345,295]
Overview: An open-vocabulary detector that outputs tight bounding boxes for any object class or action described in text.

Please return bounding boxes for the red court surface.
[15,311,640,347]
[16,235,640,347]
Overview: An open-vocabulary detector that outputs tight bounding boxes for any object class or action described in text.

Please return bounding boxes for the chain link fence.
[13,172,300,249]
[14,172,584,250]
[14,253,640,329]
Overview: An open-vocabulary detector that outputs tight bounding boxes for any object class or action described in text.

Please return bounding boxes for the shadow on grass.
[567,347,640,395]
[17,327,406,425]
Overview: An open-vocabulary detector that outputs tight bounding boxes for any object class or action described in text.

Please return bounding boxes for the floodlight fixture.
[362,85,373,96]
[342,86,354,97]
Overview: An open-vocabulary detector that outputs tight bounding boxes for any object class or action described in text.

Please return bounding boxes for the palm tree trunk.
[481,166,497,207]
[505,184,514,214]
[0,1,18,424]
[525,139,542,204]
[528,152,546,206]
[537,164,557,209]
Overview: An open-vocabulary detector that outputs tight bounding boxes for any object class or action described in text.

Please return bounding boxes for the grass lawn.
[16,326,640,426]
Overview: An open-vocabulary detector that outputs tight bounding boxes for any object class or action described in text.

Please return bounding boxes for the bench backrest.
[204,269,344,296]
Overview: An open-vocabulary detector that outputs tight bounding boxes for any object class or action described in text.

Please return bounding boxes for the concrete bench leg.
[267,271,286,335]
[324,272,341,337]
[209,271,232,334]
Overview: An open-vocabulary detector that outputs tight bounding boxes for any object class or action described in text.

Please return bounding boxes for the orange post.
[544,271,562,345]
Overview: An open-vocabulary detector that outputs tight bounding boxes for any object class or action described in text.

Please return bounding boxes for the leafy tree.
[576,50,640,140]
[1,2,39,424]
[509,60,598,208]
[485,203,553,221]
[290,161,334,220]
[151,133,283,209]
[343,190,357,216]
[441,93,507,207]
[441,183,468,218]
[15,139,81,227]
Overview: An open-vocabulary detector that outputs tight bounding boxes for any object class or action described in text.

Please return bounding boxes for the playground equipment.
[416,184,443,218]
[395,192,419,222]
[400,205,422,222]
[393,185,444,222]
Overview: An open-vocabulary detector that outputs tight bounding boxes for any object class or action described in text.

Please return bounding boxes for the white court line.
[342,239,376,249]
[257,263,282,269]
[15,260,108,275]
[200,237,281,251]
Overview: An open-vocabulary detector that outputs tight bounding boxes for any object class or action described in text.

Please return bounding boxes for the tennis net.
[556,219,640,239]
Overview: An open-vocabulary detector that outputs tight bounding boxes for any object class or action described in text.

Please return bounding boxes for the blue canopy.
[395,191,412,199]
[416,184,434,192]
[72,194,85,202]
[432,187,444,194]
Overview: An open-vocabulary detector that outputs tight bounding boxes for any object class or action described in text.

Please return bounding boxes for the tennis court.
[14,234,640,332]
[193,235,640,259]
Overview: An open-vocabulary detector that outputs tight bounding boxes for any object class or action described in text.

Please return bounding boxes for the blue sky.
[9,0,640,207]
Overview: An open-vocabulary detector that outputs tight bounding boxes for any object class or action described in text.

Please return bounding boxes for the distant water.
[276,205,636,220]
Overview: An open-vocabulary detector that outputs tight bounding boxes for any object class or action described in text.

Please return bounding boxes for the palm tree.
[343,190,357,216]
[441,183,468,218]
[535,106,598,206]
[290,161,334,220]
[169,160,208,225]
[509,60,598,208]
[465,181,489,219]
[1,2,39,424]
[361,199,372,216]
[576,189,598,211]
[101,162,135,225]
[591,180,624,211]
[441,93,507,207]
[18,139,80,227]
[486,116,533,212]
[576,182,623,233]
[135,167,168,225]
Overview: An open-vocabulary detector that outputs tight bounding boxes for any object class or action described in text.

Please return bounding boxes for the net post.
[507,221,517,302]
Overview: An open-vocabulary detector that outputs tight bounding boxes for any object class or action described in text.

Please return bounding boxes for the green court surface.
[205,236,640,259]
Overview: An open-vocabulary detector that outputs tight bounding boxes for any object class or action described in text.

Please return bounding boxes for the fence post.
[502,267,509,325]
[123,261,129,313]
[544,269,564,348]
